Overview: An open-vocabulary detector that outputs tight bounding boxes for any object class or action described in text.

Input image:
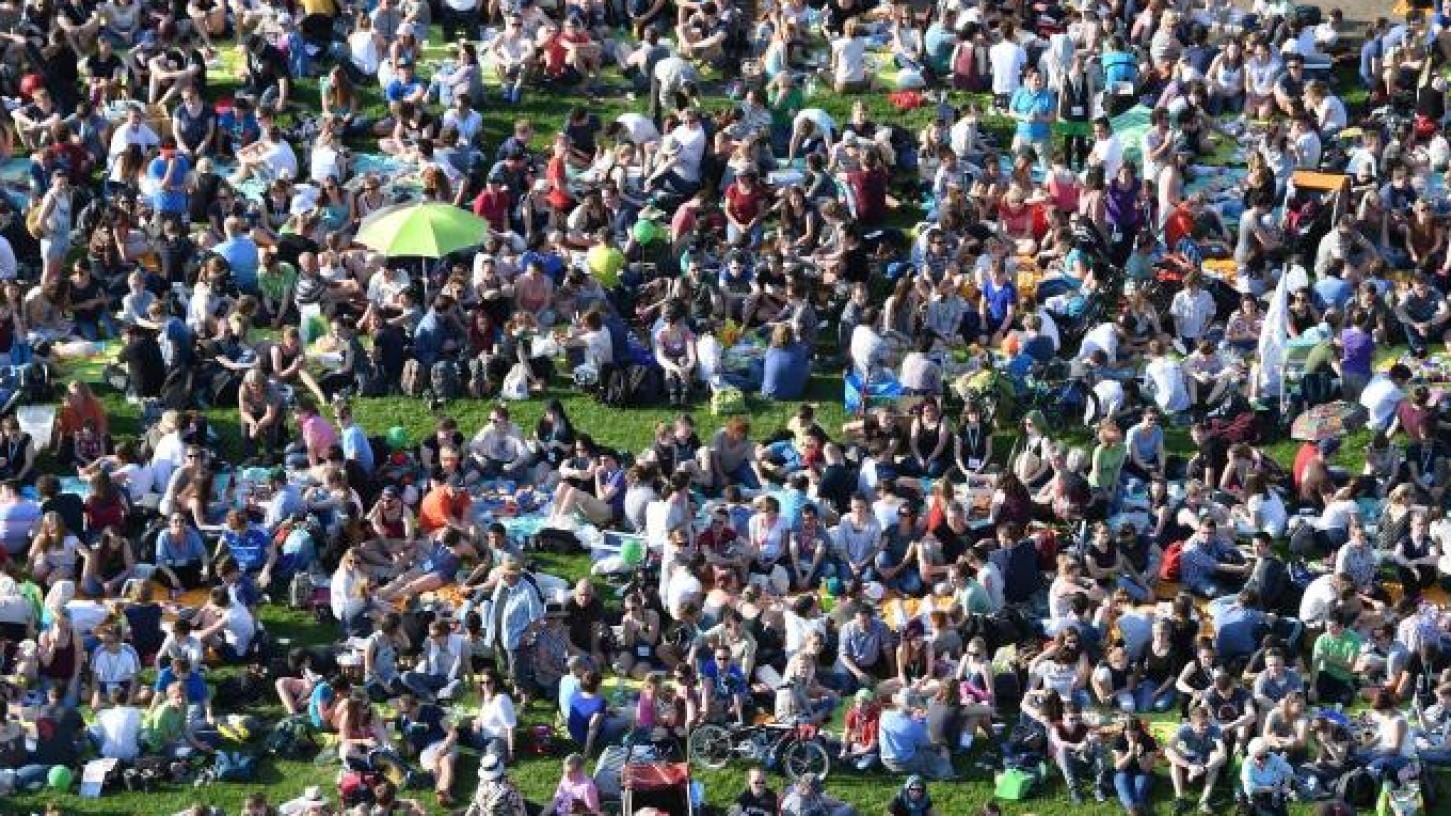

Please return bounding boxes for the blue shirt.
[340,423,374,474]
[147,153,190,214]
[412,309,448,367]
[154,667,209,703]
[1209,598,1265,661]
[384,77,424,104]
[761,343,809,400]
[156,528,206,567]
[1313,276,1353,312]
[1010,87,1055,141]
[215,237,261,293]
[879,709,930,763]
[981,277,1018,328]
[221,526,271,573]
[567,693,606,744]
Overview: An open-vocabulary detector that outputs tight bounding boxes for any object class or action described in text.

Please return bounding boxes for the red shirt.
[846,167,888,225]
[844,704,880,747]
[473,187,511,231]
[1292,442,1318,492]
[543,31,590,76]
[724,181,768,225]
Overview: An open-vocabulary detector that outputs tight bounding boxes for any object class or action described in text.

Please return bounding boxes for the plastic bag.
[501,364,530,401]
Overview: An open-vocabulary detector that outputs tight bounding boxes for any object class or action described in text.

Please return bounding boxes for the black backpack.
[1336,767,1378,808]
[430,360,463,402]
[603,364,663,408]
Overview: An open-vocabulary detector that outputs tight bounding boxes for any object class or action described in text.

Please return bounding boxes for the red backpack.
[1159,541,1184,582]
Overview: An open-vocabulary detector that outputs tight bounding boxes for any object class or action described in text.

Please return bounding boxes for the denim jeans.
[1133,685,1178,714]
[871,549,924,596]
[726,461,761,491]
[1114,770,1152,811]
[1056,744,1105,794]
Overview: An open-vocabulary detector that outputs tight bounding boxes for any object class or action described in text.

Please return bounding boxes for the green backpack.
[994,767,1038,801]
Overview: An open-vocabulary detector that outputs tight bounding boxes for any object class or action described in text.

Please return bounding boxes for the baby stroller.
[598,754,694,816]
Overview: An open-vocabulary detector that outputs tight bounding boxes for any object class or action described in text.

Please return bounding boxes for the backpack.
[998,540,1043,604]
[288,571,315,609]
[400,359,426,398]
[467,357,491,399]
[265,715,318,758]
[1159,541,1184,581]
[339,769,381,806]
[532,528,583,554]
[431,360,463,402]
[994,766,1039,800]
[711,384,746,416]
[1337,767,1378,808]
[602,364,664,408]
[211,750,258,782]
[354,355,387,398]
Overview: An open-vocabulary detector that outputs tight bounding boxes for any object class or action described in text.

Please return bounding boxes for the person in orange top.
[418,473,474,536]
[55,382,108,466]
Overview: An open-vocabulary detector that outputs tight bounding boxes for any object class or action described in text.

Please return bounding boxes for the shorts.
[421,738,457,768]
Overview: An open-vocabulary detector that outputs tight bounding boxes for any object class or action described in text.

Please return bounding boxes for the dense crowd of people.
[3,0,1451,814]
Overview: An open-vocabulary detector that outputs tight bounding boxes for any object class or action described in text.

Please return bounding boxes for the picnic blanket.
[1382,351,1451,383]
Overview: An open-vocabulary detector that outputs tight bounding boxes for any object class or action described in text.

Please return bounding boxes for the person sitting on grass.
[1164,705,1228,816]
[393,692,461,808]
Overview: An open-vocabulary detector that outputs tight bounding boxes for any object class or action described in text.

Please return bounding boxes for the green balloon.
[633,218,663,244]
[48,765,73,790]
[620,539,645,566]
[386,426,409,449]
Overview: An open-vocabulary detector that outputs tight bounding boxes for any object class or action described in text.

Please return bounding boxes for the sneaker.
[1094,787,1107,803]
[1198,802,1214,815]
[854,754,874,771]
[958,732,974,751]
[1069,789,1084,806]
[1173,798,1192,816]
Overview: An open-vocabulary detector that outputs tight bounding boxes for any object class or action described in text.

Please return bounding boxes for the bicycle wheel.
[781,739,831,781]
[687,724,732,770]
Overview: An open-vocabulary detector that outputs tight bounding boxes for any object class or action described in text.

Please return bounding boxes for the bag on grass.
[711,383,746,416]
[212,751,258,782]
[994,766,1039,800]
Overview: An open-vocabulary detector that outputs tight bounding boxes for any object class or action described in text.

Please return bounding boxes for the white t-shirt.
[615,112,661,145]
[91,644,141,685]
[1298,574,1338,624]
[223,603,257,653]
[260,139,300,180]
[1078,322,1120,362]
[1360,374,1405,431]
[442,108,483,144]
[988,40,1027,95]
[475,693,517,740]
[94,705,142,761]
[1089,134,1124,178]
[1247,491,1288,537]
[832,36,867,84]
[349,30,382,75]
[664,566,704,616]
[669,122,707,183]
[1146,356,1191,413]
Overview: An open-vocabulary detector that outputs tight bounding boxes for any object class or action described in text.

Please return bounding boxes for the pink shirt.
[300,413,338,457]
[550,771,600,813]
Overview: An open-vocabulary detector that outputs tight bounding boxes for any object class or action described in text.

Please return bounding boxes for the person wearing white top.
[1145,342,1191,414]
[614,112,661,146]
[90,689,143,761]
[1360,369,1409,431]
[107,106,161,163]
[90,632,142,706]
[0,234,15,282]
[830,21,869,92]
[668,114,707,184]
[1087,119,1124,178]
[471,679,518,759]
[988,22,1027,102]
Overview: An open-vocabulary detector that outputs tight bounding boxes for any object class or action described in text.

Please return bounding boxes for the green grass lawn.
[0,21,1406,816]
